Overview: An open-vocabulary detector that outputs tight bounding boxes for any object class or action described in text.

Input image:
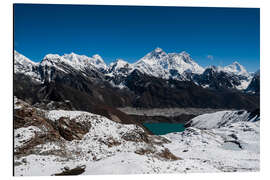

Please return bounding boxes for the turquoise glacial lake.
[143,123,185,135]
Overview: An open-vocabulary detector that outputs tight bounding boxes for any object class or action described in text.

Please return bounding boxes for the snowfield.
[186,110,253,129]
[164,121,260,172]
[14,99,259,176]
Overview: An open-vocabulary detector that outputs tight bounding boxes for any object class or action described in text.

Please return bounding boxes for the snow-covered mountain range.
[41,52,107,72]
[14,48,258,91]
[107,48,252,78]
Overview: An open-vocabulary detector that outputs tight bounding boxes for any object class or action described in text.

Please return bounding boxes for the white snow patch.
[14,126,41,149]
[187,110,250,129]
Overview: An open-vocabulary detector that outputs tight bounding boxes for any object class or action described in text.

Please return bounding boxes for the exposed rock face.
[14,65,260,116]
[246,70,260,94]
[14,98,61,156]
[122,70,259,111]
[191,66,251,90]
[55,117,91,141]
[14,73,136,124]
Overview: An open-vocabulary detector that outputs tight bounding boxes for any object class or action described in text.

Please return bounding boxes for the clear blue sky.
[14,4,260,72]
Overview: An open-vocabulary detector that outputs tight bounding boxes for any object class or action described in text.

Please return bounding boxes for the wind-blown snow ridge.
[42,52,107,71]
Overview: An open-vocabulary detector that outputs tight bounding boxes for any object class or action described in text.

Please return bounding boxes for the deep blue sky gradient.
[14,4,260,72]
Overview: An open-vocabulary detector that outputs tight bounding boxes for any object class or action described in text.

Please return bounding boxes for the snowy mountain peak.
[90,54,107,70]
[143,48,168,62]
[68,52,77,56]
[114,59,129,67]
[41,54,63,66]
[92,54,102,60]
[232,61,243,71]
[233,61,240,65]
[40,52,107,71]
[62,53,88,64]
[43,54,61,60]
[92,54,105,64]
[154,47,163,53]
[223,61,249,77]
[179,51,193,62]
[204,62,250,79]
[14,50,37,66]
[108,59,130,75]
[14,50,41,82]
[40,54,66,67]
[167,51,204,74]
[132,48,205,78]
[179,51,190,57]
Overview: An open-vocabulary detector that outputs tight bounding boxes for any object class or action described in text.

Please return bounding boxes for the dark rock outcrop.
[246,71,260,94]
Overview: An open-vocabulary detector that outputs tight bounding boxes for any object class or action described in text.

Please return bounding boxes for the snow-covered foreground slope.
[162,110,260,172]
[14,98,182,176]
[164,120,259,172]
[14,98,259,176]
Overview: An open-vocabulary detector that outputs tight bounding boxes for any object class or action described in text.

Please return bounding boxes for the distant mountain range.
[14,48,260,116]
[15,48,258,91]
